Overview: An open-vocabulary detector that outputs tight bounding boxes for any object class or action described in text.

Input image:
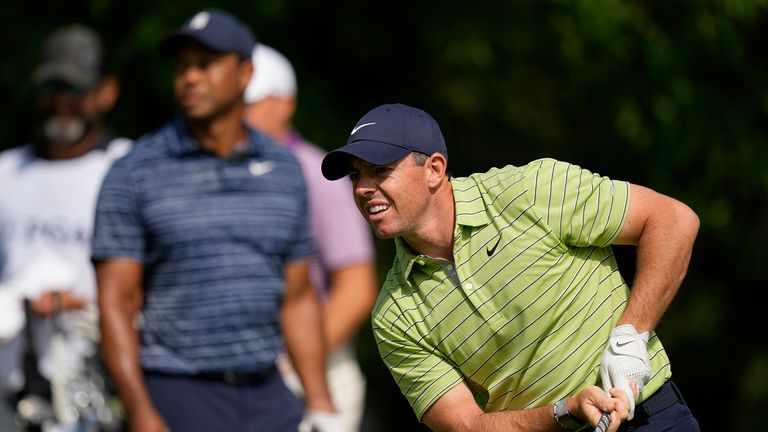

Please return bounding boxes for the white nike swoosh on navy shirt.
[350,122,376,135]
[249,161,274,176]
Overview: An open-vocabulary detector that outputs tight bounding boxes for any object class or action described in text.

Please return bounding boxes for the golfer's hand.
[571,385,635,432]
[600,324,650,419]
[298,410,346,432]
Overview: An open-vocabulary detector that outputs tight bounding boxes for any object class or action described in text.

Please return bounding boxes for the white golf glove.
[298,410,346,432]
[599,324,651,420]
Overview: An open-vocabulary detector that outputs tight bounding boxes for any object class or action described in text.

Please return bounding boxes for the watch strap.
[554,397,585,430]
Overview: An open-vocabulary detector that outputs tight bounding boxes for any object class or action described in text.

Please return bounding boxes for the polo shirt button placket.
[443,264,460,285]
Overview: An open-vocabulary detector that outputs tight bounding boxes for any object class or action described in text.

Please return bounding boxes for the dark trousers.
[619,381,699,432]
[145,369,303,432]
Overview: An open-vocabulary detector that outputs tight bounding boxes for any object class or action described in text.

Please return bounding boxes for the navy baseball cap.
[321,103,448,180]
[158,9,255,58]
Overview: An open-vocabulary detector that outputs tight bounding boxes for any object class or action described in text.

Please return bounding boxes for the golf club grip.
[594,412,610,432]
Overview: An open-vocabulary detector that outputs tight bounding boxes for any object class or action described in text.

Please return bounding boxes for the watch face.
[555,398,569,417]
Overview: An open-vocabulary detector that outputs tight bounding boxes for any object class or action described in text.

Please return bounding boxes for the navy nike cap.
[158,9,255,58]
[321,103,447,181]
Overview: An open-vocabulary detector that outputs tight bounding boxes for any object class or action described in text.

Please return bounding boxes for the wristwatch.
[554,397,585,430]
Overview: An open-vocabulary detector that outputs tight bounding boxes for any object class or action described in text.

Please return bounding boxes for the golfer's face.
[348,155,431,239]
[173,42,251,121]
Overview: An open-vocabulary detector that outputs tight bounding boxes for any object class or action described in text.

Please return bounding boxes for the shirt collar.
[167,112,271,158]
[450,176,491,228]
[392,176,491,282]
[393,237,419,283]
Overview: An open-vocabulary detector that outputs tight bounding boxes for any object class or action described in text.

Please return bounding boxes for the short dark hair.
[411,152,428,166]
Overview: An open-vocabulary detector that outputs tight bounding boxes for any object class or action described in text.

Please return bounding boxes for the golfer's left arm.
[423,381,631,431]
[281,259,335,412]
[611,184,699,333]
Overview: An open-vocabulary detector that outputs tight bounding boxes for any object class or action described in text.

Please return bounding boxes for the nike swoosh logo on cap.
[350,122,376,135]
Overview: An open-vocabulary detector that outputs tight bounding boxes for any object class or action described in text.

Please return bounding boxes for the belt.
[619,380,682,430]
[195,365,276,386]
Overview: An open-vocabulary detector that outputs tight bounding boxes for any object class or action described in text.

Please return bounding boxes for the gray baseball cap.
[33,25,104,90]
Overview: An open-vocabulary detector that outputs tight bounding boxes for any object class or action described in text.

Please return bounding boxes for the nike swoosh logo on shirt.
[350,122,376,135]
[486,235,501,256]
[249,161,274,176]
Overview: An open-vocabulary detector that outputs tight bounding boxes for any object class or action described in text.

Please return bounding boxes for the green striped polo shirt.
[372,158,671,420]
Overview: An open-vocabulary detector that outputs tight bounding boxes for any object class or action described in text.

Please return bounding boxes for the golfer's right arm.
[422,381,631,432]
[96,259,169,432]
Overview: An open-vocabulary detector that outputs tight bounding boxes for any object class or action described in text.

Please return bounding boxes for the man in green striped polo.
[321,103,700,432]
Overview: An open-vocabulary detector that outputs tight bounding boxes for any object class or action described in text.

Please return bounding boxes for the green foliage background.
[3,1,767,430]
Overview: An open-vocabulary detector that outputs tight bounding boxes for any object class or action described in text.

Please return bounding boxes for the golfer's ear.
[426,153,448,187]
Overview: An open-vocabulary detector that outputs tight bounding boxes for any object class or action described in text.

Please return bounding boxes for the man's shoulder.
[517,157,587,177]
[374,253,415,302]
[291,139,327,161]
[515,158,619,187]
[451,163,529,199]
[0,145,34,176]
[291,140,352,189]
[104,137,133,160]
[371,265,429,337]
[255,139,307,185]
[0,145,31,165]
[456,159,572,195]
[257,135,299,160]
[469,162,534,180]
[112,126,172,165]
[262,140,298,162]
[372,271,407,322]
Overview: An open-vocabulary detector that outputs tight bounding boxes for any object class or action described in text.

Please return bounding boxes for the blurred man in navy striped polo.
[91,9,340,432]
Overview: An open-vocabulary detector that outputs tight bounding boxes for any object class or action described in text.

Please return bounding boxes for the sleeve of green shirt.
[524,158,630,248]
[372,308,464,421]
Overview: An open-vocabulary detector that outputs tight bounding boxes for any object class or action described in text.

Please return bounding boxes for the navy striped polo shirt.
[92,115,313,374]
